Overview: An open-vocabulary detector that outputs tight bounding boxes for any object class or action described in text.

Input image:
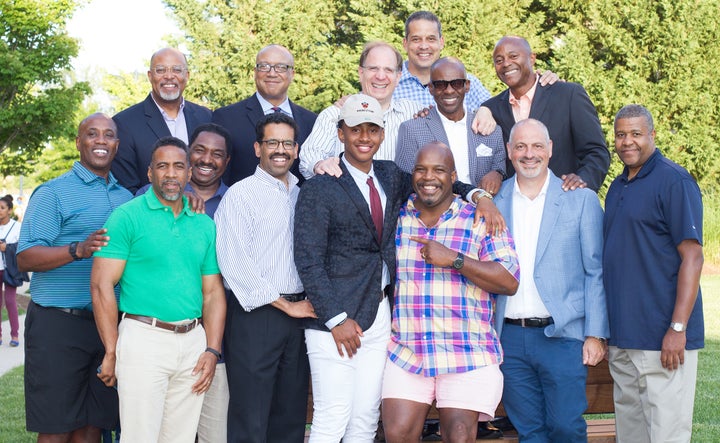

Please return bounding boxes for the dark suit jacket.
[483,81,610,191]
[111,94,212,193]
[394,107,506,185]
[294,159,410,331]
[212,93,317,185]
[294,158,475,331]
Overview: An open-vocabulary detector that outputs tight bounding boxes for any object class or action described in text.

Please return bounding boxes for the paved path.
[0,282,29,377]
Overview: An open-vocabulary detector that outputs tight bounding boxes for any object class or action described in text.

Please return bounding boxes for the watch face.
[453,254,464,269]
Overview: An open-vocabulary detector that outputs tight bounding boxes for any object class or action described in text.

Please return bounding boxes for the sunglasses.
[430,78,468,91]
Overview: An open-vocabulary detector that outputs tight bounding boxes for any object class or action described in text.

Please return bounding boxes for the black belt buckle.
[281,292,306,303]
[505,317,553,328]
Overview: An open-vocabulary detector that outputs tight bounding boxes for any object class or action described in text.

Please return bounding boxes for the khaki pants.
[609,347,698,443]
[116,317,207,443]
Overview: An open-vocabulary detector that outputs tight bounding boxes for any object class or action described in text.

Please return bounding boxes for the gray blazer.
[394,107,506,185]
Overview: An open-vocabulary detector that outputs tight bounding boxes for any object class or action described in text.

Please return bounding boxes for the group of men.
[15,9,703,443]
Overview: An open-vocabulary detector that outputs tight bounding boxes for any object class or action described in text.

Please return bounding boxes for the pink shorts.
[381,359,503,416]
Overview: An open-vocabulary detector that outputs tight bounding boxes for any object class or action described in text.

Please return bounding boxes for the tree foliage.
[0,0,90,176]
[163,0,718,190]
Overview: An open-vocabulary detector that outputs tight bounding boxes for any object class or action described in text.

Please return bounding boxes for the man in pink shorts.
[382,142,519,443]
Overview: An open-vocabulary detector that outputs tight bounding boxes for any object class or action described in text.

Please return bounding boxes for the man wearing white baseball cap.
[295,94,496,442]
[295,93,399,442]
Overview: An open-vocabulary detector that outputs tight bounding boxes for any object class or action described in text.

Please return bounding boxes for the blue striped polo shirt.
[18,162,133,309]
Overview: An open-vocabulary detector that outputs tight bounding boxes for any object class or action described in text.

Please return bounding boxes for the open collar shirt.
[388,195,520,377]
[151,95,189,143]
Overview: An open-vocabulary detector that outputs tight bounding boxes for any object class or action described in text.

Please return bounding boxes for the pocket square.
[476,143,493,157]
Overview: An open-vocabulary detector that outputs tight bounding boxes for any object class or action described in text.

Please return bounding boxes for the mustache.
[270,153,291,161]
[161,179,181,188]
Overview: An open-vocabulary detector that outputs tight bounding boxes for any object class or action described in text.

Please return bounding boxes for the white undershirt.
[505,174,552,319]
[438,109,471,184]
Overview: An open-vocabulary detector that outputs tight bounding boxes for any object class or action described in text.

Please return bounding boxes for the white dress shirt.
[505,174,552,319]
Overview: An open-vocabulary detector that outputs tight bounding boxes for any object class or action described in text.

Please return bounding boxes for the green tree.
[163,0,720,190]
[0,0,90,176]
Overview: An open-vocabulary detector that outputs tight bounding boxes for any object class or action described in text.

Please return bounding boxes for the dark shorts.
[24,301,119,433]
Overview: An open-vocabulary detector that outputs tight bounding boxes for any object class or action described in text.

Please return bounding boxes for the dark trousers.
[500,324,588,443]
[225,291,309,443]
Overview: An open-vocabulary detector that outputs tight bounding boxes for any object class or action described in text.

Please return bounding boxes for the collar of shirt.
[253,165,299,192]
[72,161,121,187]
[342,155,377,189]
[256,93,293,117]
[150,94,186,120]
[508,74,539,121]
[142,186,194,217]
[512,170,551,201]
[399,60,425,87]
[407,193,459,226]
[621,148,660,182]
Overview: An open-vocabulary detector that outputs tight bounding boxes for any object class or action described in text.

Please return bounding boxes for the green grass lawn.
[1,278,719,441]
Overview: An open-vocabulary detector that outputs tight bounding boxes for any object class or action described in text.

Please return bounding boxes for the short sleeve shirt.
[603,149,704,350]
[18,162,132,308]
[96,190,219,321]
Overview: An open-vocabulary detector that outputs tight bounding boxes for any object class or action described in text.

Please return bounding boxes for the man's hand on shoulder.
[185,192,206,214]
[479,171,503,197]
[471,193,506,235]
[470,106,497,135]
[560,173,587,191]
[313,157,343,177]
[537,69,563,86]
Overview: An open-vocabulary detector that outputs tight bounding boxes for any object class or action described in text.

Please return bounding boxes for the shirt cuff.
[325,312,348,330]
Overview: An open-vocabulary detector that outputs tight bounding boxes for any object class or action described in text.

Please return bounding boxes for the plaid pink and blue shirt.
[388,195,520,377]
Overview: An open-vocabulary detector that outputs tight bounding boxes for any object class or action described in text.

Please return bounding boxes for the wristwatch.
[68,241,82,261]
[670,322,686,332]
[474,189,493,202]
[452,253,465,270]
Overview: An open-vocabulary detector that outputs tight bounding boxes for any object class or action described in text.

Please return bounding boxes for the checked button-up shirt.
[388,195,519,377]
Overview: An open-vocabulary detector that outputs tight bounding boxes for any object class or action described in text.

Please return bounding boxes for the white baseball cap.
[339,94,385,128]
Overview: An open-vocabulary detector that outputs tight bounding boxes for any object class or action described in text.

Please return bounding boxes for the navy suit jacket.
[483,82,610,191]
[493,173,609,341]
[394,107,506,185]
[212,93,317,186]
[112,94,212,193]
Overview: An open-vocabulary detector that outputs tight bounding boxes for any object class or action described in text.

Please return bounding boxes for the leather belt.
[280,292,306,303]
[504,317,554,328]
[123,313,201,333]
[55,307,94,320]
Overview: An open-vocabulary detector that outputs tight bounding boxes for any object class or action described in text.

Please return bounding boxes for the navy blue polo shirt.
[603,149,704,350]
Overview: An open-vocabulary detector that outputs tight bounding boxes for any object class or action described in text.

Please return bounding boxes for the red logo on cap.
[361,102,368,108]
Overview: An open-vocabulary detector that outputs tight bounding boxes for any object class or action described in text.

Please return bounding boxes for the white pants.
[609,347,698,443]
[116,318,207,443]
[305,297,391,443]
[197,362,228,443]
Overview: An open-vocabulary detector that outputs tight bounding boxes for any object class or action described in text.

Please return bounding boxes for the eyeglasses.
[362,65,398,75]
[151,65,187,76]
[430,78,467,91]
[260,139,296,150]
[255,63,294,73]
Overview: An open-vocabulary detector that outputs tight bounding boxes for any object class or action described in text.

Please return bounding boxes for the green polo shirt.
[97,190,220,321]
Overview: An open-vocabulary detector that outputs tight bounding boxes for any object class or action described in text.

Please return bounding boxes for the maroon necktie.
[367,177,383,240]
[271,107,282,113]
